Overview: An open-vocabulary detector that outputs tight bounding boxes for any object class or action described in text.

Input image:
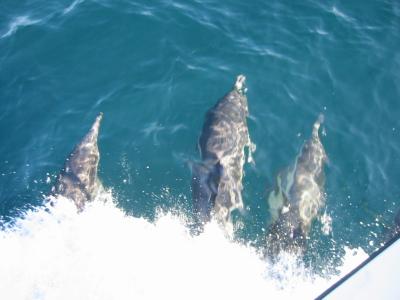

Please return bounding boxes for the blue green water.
[1,0,400,267]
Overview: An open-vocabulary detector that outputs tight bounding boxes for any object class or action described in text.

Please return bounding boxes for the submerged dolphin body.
[53,113,104,210]
[266,115,327,256]
[191,75,255,232]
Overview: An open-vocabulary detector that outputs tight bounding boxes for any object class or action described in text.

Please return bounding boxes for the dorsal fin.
[54,113,104,210]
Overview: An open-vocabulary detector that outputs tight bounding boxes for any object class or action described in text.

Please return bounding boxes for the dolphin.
[191,75,255,232]
[265,115,327,256]
[52,113,104,210]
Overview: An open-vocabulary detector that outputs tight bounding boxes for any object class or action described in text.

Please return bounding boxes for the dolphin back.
[266,115,327,256]
[193,75,253,231]
[54,113,103,210]
[191,161,222,225]
[294,114,327,234]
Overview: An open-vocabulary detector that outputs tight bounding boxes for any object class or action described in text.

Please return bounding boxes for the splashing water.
[0,192,367,300]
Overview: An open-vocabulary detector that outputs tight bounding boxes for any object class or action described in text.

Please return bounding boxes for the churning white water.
[0,193,367,300]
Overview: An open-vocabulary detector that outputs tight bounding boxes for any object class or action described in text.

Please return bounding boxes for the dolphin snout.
[95,112,103,124]
[312,113,324,138]
[90,112,103,134]
[234,74,246,92]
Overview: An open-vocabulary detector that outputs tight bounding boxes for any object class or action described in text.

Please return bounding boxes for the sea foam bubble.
[0,193,367,300]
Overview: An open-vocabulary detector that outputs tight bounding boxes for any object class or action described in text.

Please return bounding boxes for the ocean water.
[0,0,399,299]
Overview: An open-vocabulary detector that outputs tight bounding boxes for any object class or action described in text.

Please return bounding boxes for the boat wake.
[0,192,367,300]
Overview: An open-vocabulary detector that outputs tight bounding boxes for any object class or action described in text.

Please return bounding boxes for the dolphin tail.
[191,161,221,225]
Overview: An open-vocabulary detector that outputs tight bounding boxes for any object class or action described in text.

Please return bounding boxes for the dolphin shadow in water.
[52,113,104,211]
[265,114,327,258]
[191,75,255,234]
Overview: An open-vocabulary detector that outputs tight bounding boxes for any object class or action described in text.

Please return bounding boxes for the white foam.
[1,16,41,39]
[331,6,355,23]
[63,0,84,15]
[0,193,368,300]
[315,28,329,36]
[320,210,333,235]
